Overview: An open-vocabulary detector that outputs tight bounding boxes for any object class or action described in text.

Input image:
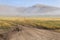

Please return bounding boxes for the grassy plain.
[0,17,60,32]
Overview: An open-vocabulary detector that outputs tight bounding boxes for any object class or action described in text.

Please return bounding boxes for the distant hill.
[0,4,60,17]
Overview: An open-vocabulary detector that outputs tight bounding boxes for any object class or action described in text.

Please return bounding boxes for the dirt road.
[6,26,60,40]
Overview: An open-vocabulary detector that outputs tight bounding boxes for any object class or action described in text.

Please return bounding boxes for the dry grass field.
[0,17,60,31]
[0,17,60,40]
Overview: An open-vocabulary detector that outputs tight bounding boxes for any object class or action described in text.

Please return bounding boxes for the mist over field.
[0,4,60,17]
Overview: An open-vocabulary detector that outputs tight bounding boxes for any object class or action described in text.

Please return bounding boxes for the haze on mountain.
[0,4,60,17]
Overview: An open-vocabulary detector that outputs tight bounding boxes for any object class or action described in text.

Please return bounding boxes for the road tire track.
[4,26,60,40]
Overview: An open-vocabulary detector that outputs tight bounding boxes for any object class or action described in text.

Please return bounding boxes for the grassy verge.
[0,17,60,32]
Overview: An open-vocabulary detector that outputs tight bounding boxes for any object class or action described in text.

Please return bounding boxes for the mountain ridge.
[0,4,60,17]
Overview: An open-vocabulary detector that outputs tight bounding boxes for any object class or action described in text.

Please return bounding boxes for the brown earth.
[0,25,60,40]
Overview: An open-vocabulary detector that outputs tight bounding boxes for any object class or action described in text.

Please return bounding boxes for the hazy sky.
[0,0,60,7]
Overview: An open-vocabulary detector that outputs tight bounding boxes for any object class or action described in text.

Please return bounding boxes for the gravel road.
[7,26,60,40]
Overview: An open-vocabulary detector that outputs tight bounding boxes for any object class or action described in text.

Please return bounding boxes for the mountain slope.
[23,4,59,13]
[0,4,60,16]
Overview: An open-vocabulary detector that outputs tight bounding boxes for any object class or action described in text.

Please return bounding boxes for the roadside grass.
[0,17,60,32]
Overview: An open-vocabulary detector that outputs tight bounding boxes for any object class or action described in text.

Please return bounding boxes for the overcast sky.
[0,0,60,7]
